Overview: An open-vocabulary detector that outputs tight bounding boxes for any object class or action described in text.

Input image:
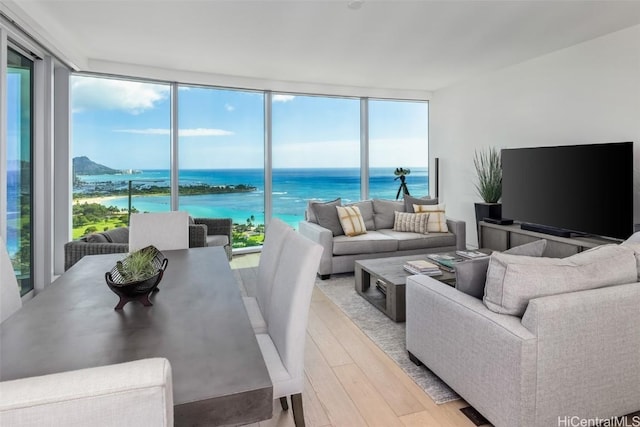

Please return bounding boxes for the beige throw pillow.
[336,205,367,237]
[413,203,448,233]
[393,212,430,234]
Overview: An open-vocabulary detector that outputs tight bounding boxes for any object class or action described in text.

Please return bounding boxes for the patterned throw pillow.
[393,212,430,234]
[336,206,367,237]
[413,203,449,233]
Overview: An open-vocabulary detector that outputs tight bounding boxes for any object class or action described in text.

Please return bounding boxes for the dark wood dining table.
[0,246,273,426]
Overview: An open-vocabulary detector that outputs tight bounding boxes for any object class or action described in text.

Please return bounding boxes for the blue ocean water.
[76,167,430,229]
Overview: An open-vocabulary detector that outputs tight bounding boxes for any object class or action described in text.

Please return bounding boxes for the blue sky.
[71,75,429,170]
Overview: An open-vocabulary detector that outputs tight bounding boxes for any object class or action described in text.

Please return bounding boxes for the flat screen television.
[501,141,634,240]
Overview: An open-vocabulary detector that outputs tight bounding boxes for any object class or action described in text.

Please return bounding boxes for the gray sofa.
[64,217,233,270]
[406,239,640,427]
[298,198,466,278]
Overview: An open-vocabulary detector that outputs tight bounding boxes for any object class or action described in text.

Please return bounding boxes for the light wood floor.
[231,253,475,427]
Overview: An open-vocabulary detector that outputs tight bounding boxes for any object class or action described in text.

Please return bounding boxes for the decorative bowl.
[105,246,168,310]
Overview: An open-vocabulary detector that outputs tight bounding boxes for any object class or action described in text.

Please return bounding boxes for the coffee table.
[354,254,458,322]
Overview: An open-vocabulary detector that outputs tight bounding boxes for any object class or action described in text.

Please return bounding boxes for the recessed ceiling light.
[347,1,364,10]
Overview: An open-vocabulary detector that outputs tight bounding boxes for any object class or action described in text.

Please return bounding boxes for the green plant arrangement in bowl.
[105,246,168,310]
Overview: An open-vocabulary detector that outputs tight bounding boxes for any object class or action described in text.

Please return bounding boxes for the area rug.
[315,274,460,405]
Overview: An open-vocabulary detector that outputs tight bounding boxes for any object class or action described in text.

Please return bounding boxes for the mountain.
[72,156,119,175]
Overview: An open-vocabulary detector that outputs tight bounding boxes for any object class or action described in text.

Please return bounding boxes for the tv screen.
[501,142,634,240]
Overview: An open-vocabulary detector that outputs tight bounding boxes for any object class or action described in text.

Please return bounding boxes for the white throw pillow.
[392,212,430,234]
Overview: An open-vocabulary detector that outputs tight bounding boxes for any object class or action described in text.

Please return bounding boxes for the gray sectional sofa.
[406,235,640,427]
[298,197,466,278]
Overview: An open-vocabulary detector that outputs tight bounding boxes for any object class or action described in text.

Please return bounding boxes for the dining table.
[0,246,273,426]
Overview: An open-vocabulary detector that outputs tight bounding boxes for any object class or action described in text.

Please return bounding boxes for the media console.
[478,221,618,258]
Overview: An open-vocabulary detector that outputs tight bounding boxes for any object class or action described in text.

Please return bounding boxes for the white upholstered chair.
[242,218,293,334]
[255,231,323,426]
[129,211,190,252]
[1,236,22,324]
[0,358,174,427]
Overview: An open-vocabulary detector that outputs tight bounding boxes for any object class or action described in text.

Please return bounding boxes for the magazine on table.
[426,254,464,272]
[403,264,443,276]
[455,250,489,259]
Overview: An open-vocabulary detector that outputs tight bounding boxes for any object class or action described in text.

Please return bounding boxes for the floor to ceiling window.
[70,73,429,251]
[368,99,429,200]
[6,47,34,295]
[271,94,360,227]
[178,86,264,248]
[71,75,171,239]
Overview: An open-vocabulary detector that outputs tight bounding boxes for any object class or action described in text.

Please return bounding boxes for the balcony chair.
[1,236,22,324]
[255,231,323,426]
[242,218,293,333]
[0,358,173,427]
[192,217,233,260]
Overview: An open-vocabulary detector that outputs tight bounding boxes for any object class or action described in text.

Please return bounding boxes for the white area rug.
[315,273,460,405]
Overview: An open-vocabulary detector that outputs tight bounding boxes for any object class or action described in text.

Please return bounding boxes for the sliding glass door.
[6,48,34,295]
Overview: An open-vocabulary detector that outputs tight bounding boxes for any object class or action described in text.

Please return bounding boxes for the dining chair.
[129,211,190,252]
[0,357,173,426]
[255,231,323,426]
[242,218,293,334]
[1,236,22,324]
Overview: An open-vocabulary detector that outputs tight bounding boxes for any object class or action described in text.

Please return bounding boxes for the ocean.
[75,167,430,228]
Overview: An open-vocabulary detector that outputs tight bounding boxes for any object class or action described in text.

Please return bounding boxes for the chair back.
[266,231,323,381]
[256,218,293,320]
[1,236,22,323]
[129,211,190,252]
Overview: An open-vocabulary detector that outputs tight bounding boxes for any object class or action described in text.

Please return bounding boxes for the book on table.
[426,254,464,272]
[403,259,442,276]
[456,250,489,259]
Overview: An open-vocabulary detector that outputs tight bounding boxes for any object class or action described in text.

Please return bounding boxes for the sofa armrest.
[0,358,173,427]
[446,217,466,250]
[64,241,129,271]
[188,223,207,248]
[520,283,640,425]
[298,221,332,277]
[406,275,536,426]
[193,218,233,259]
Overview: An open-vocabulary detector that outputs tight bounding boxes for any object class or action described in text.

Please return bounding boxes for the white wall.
[430,25,640,247]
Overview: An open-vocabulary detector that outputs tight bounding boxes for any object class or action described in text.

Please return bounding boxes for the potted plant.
[473,147,502,230]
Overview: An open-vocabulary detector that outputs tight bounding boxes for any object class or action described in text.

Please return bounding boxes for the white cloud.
[114,128,234,136]
[71,76,169,114]
[273,94,295,103]
[225,103,235,112]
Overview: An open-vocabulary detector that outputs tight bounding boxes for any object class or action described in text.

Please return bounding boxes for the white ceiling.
[5,0,640,92]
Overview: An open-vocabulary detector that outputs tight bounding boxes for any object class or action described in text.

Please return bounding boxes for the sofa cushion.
[102,227,129,243]
[84,233,109,243]
[414,203,448,233]
[306,198,341,224]
[455,239,548,299]
[622,232,640,280]
[312,199,344,236]
[332,231,398,255]
[336,206,367,237]
[372,199,405,230]
[392,212,429,234]
[346,200,374,230]
[483,244,638,316]
[403,194,438,213]
[206,235,229,247]
[377,229,456,251]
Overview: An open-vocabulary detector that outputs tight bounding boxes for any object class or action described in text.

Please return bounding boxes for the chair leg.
[279,396,289,411]
[291,393,305,427]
